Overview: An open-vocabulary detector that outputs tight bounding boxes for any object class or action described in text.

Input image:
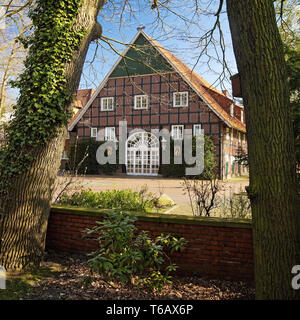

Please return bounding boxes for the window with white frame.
[171,125,184,140]
[104,127,116,141]
[134,95,148,110]
[101,97,114,111]
[231,155,235,165]
[91,127,98,138]
[226,128,230,140]
[62,150,69,160]
[173,92,188,107]
[230,103,234,117]
[193,124,202,136]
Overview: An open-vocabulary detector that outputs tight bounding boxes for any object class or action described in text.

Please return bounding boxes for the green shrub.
[67,138,119,175]
[56,188,156,212]
[161,135,216,179]
[83,211,187,292]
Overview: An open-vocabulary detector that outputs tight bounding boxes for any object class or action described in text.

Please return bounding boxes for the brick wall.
[46,206,254,282]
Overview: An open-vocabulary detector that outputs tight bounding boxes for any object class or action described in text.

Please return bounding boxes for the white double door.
[127,148,159,176]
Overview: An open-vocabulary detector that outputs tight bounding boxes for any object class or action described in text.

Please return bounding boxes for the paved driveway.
[56,174,249,207]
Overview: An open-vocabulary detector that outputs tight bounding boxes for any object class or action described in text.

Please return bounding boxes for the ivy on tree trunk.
[0,0,105,270]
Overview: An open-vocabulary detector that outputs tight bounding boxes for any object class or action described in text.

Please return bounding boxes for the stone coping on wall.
[51,205,252,229]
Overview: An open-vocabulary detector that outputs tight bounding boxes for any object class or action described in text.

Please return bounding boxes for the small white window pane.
[173,92,188,107]
[134,95,148,109]
[172,125,184,140]
[105,127,116,141]
[91,127,97,138]
[175,93,181,106]
[182,93,188,106]
[101,97,114,111]
[62,151,69,160]
[194,124,202,136]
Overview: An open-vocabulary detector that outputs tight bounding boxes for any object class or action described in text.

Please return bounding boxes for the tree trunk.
[0,0,105,270]
[226,0,299,299]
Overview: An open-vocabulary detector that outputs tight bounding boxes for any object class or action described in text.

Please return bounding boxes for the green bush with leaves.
[67,138,119,175]
[161,135,216,179]
[83,211,187,292]
[56,188,156,212]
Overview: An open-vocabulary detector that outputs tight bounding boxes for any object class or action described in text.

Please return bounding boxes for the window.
[243,133,246,144]
[230,103,234,117]
[238,132,241,143]
[241,110,244,123]
[62,151,69,160]
[171,125,184,140]
[66,131,70,139]
[104,127,116,141]
[91,127,98,138]
[101,97,114,111]
[231,128,234,141]
[134,95,148,109]
[173,92,188,107]
[231,155,235,165]
[226,128,230,140]
[193,124,202,136]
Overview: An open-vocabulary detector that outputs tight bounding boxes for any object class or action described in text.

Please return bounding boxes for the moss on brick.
[50,205,252,229]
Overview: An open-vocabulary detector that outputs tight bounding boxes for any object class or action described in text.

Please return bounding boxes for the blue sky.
[80,1,238,95]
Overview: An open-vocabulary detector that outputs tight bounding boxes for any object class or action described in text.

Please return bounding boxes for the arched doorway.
[126,131,159,176]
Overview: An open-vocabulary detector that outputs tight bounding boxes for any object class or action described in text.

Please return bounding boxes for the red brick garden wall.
[46,206,254,282]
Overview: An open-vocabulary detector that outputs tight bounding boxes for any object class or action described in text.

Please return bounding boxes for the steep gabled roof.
[68,89,95,126]
[69,31,245,132]
[75,88,95,108]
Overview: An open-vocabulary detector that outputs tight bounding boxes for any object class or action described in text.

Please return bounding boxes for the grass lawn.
[0,262,65,300]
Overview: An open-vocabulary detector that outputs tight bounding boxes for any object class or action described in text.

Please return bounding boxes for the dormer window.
[134,95,148,110]
[101,97,114,111]
[230,103,234,117]
[173,92,188,107]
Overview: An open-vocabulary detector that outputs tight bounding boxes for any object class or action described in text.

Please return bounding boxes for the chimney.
[137,25,145,31]
[222,90,228,97]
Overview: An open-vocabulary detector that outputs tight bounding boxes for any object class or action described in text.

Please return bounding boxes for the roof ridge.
[68,30,246,132]
[141,31,245,132]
